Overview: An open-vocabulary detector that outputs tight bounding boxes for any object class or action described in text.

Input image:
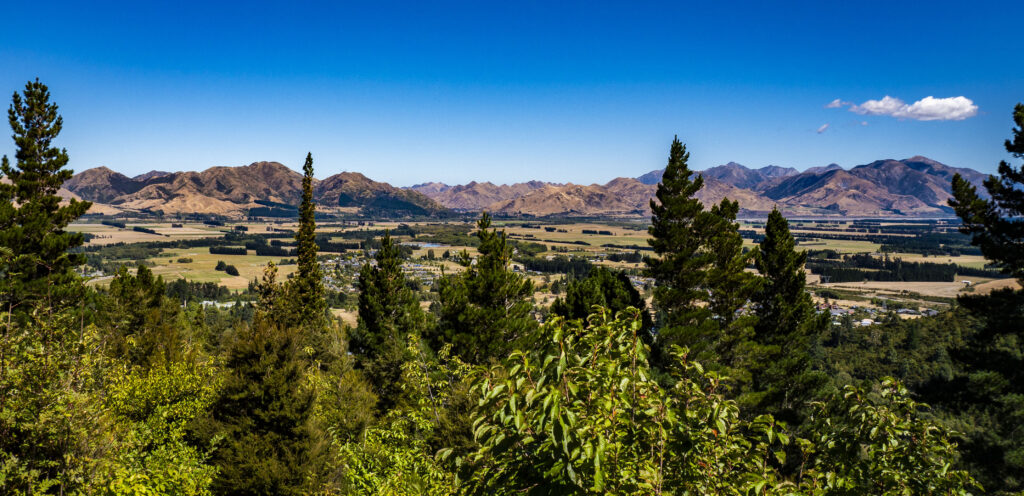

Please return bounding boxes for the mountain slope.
[64,155,985,218]
[67,162,442,216]
[421,180,552,211]
[488,176,778,217]
[317,172,444,214]
[701,162,800,190]
[64,166,145,203]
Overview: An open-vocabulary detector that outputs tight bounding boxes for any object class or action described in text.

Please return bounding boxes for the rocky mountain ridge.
[65,161,443,216]
[65,156,988,218]
[409,156,988,217]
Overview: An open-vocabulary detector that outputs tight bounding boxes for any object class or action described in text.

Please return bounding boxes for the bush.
[224,265,239,276]
[133,226,159,235]
[459,307,977,495]
[209,246,247,256]
[177,257,193,263]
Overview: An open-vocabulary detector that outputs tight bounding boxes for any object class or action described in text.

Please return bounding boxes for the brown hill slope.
[64,166,144,203]
[67,162,441,216]
[316,172,444,214]
[107,161,305,214]
[490,183,638,216]
[424,180,551,210]
[761,168,944,216]
[488,176,777,217]
[701,162,799,190]
[408,182,450,196]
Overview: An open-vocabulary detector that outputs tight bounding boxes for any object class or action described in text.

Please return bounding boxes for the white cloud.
[829,95,978,121]
[816,123,830,134]
[861,121,868,126]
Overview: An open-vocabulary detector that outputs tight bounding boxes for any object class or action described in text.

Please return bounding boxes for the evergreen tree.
[352,232,428,410]
[203,321,321,495]
[646,137,754,367]
[934,103,1024,493]
[647,137,713,355]
[950,103,1024,283]
[0,79,91,313]
[289,152,326,329]
[703,198,759,372]
[254,261,286,325]
[550,266,653,331]
[100,264,183,367]
[431,213,535,364]
[747,208,828,426]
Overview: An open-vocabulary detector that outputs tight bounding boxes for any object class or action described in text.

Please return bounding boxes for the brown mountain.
[67,161,442,216]
[408,182,451,196]
[488,176,778,217]
[64,166,144,203]
[482,155,984,217]
[420,180,552,211]
[701,162,799,190]
[316,172,444,214]
[761,169,941,216]
[758,157,987,216]
[133,170,172,181]
[104,161,305,213]
[65,155,986,218]
[490,183,639,216]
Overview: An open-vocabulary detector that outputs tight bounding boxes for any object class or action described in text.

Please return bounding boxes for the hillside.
[65,155,988,218]
[415,180,552,211]
[66,161,443,216]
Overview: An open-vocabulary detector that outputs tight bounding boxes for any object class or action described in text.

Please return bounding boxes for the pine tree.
[703,198,759,371]
[352,232,428,409]
[950,103,1024,283]
[934,103,1024,492]
[431,213,536,364]
[0,79,91,313]
[203,320,321,495]
[746,208,828,425]
[646,137,754,367]
[289,152,326,329]
[254,261,286,325]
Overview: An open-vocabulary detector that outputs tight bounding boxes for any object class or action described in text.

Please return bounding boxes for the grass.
[144,249,298,290]
[798,238,882,253]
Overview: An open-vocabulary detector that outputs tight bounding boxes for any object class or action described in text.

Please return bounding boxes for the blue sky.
[1,0,1020,185]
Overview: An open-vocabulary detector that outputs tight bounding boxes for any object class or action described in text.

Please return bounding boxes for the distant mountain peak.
[133,170,171,181]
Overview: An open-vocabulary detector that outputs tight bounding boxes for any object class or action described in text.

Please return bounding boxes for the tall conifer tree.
[432,213,535,364]
[290,152,326,328]
[646,137,754,367]
[646,137,713,355]
[352,232,428,409]
[934,103,1024,492]
[703,198,759,372]
[950,103,1024,283]
[203,321,321,495]
[746,208,828,425]
[0,79,91,313]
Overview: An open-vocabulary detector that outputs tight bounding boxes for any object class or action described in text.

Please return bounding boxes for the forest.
[2,80,1023,495]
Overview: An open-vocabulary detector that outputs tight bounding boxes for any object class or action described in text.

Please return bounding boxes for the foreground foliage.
[461,308,975,495]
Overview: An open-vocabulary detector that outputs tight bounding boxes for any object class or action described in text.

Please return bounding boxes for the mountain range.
[409,156,987,217]
[63,156,988,218]
[64,161,443,216]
